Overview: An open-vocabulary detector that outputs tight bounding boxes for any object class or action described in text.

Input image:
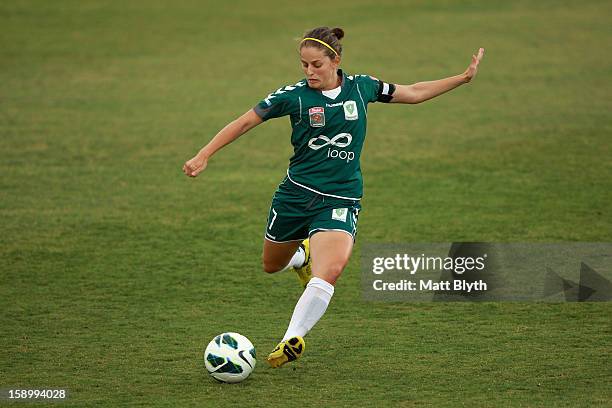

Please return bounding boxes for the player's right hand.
[183,154,208,177]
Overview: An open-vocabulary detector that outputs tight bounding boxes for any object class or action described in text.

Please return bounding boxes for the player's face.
[300,46,340,91]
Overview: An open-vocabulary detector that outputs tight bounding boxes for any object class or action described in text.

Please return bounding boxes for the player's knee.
[262,259,283,274]
[323,261,347,284]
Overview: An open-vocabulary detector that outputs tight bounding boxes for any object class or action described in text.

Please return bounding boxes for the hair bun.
[331,27,345,41]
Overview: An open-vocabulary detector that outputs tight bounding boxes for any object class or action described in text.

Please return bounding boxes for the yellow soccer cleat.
[293,239,312,288]
[266,336,305,368]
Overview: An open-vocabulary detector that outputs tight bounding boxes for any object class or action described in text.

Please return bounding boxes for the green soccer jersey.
[254,70,393,200]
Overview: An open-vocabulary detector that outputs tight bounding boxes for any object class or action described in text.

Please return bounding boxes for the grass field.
[1,0,611,406]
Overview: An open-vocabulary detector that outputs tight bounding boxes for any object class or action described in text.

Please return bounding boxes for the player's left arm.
[390,48,485,104]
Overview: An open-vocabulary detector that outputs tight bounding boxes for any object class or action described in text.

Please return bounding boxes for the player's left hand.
[464,47,485,83]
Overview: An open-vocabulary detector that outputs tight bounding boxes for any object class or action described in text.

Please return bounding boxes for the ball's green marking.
[222,334,238,349]
[206,353,225,368]
[215,358,243,374]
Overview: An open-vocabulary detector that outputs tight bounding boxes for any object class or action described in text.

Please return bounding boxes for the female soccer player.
[183,27,484,368]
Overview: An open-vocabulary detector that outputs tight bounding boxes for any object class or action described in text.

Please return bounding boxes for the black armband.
[377,81,396,103]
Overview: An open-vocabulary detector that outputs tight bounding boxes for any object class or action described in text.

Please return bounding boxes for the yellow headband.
[301,37,339,57]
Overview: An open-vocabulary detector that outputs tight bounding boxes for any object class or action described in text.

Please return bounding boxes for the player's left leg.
[267,231,353,368]
[309,230,353,284]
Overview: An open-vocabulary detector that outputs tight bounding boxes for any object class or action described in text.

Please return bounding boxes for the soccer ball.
[204,332,256,383]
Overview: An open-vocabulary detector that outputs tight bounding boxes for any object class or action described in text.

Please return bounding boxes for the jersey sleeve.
[357,75,396,104]
[253,83,301,121]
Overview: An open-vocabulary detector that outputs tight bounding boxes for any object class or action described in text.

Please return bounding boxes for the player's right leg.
[262,238,312,286]
[261,238,301,273]
[261,179,312,283]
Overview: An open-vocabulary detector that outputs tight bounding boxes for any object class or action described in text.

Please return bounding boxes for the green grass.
[1,0,611,406]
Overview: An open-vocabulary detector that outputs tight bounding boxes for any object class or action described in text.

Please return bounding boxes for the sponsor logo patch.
[309,107,325,127]
[308,133,355,162]
[332,208,348,222]
[308,133,352,150]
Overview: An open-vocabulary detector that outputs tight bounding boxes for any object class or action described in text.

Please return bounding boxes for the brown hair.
[301,26,344,58]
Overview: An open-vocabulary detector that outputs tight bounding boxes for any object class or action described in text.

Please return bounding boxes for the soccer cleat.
[266,336,305,368]
[293,239,312,288]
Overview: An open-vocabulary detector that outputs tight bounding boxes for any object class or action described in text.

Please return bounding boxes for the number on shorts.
[268,208,277,230]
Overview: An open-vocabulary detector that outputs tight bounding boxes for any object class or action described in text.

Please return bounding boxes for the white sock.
[281,246,305,271]
[282,277,335,341]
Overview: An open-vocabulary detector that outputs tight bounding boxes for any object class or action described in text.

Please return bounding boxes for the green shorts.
[264,178,361,243]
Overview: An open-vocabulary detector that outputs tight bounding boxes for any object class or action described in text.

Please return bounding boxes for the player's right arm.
[183,109,263,177]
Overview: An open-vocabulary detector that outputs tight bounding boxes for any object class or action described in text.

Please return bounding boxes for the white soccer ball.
[204,332,256,383]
